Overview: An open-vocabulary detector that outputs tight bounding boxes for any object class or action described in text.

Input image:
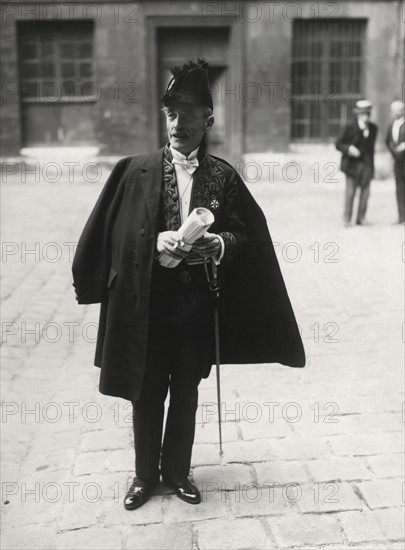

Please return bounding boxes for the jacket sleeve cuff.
[213,234,225,265]
[218,231,238,263]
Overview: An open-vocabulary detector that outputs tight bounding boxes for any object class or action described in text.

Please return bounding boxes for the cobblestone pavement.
[1,165,404,550]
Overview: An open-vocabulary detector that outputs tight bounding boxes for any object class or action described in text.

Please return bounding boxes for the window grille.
[291,19,366,140]
[18,21,95,102]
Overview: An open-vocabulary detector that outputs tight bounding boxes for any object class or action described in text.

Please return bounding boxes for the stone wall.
[1,1,403,158]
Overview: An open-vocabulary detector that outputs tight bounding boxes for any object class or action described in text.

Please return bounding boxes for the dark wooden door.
[158,27,230,159]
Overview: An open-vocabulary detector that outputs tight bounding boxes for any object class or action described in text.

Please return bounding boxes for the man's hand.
[191,233,221,259]
[348,145,361,157]
[157,231,190,260]
[395,142,405,153]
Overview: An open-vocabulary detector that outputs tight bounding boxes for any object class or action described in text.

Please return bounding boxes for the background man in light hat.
[72,58,305,511]
[386,100,405,224]
[336,99,378,226]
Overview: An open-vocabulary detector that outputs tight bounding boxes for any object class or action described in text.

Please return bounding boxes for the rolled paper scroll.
[158,207,215,268]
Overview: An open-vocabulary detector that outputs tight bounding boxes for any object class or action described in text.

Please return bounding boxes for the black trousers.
[132,262,214,484]
[394,160,405,223]
[344,164,373,224]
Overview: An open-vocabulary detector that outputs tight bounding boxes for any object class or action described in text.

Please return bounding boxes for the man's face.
[391,104,404,119]
[165,103,214,155]
[357,112,371,124]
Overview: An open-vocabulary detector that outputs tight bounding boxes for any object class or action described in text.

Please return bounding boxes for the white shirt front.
[392,117,404,144]
[170,145,225,264]
[358,119,370,138]
[170,145,198,222]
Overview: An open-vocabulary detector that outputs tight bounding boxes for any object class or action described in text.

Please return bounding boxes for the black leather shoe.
[123,477,156,510]
[165,478,201,504]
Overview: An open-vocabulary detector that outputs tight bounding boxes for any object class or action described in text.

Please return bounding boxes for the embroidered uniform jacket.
[72,147,305,402]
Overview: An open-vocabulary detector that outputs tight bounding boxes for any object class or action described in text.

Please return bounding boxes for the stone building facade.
[1,0,403,163]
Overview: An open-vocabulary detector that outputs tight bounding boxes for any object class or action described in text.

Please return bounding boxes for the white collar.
[358,119,368,131]
[393,117,404,126]
[170,146,199,161]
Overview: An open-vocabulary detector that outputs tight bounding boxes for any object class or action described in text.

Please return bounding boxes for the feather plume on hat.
[162,58,213,111]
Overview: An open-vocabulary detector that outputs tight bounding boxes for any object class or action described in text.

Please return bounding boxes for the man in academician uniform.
[386,100,405,224]
[336,100,378,226]
[72,59,305,510]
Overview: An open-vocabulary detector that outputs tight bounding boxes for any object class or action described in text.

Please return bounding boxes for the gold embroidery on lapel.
[190,155,227,213]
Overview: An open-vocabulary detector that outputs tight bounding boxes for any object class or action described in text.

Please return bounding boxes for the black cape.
[73,150,305,401]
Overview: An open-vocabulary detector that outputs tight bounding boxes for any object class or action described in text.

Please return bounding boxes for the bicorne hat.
[162,58,213,111]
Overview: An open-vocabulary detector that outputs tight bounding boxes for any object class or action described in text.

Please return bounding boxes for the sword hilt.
[204,259,221,294]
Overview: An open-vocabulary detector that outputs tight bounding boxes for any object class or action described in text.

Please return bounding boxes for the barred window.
[291,19,366,140]
[18,21,95,102]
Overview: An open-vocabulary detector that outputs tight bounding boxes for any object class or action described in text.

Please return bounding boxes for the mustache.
[171,129,189,137]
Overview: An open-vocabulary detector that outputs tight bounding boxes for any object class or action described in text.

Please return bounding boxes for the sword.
[204,259,223,456]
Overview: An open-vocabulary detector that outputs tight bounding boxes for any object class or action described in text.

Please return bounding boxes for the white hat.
[353,100,372,113]
[390,100,404,111]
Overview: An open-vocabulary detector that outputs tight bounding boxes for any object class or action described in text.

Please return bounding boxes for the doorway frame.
[146,15,244,162]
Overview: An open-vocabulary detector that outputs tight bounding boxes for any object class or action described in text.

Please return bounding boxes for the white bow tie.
[172,156,199,175]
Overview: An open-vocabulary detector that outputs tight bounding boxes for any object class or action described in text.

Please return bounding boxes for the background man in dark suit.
[386,100,405,224]
[336,100,378,226]
[72,59,305,512]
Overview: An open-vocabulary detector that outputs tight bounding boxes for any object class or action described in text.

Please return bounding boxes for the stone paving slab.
[1,525,58,550]
[190,443,222,467]
[197,518,271,550]
[328,432,404,456]
[125,524,194,550]
[269,436,334,461]
[295,482,364,514]
[364,453,405,478]
[338,509,396,544]
[221,439,278,463]
[194,420,241,444]
[370,507,405,541]
[1,177,404,549]
[355,479,405,509]
[193,464,255,488]
[353,544,405,550]
[103,496,164,526]
[254,460,310,484]
[163,491,228,524]
[266,513,343,548]
[229,487,299,518]
[306,457,372,482]
[56,527,123,550]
